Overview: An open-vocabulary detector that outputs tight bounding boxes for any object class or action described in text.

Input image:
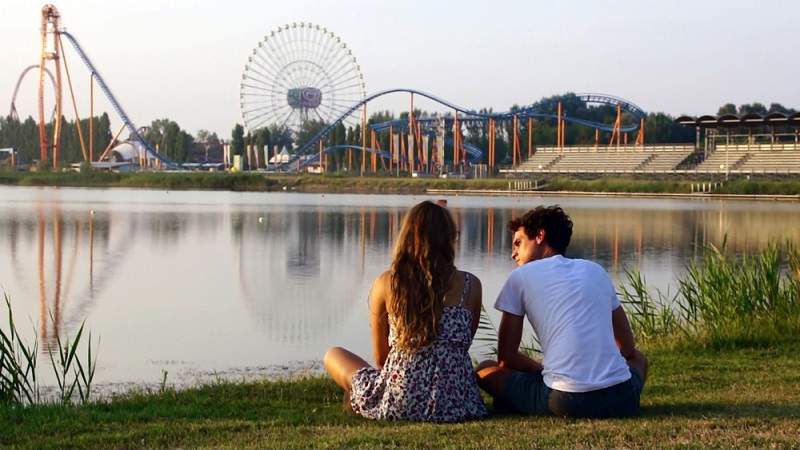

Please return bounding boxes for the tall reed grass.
[0,293,98,407]
[621,241,800,348]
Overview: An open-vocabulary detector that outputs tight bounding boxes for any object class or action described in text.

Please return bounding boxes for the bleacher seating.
[697,144,800,173]
[507,145,694,173]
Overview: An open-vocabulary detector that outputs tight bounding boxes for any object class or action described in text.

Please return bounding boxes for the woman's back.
[350,271,487,422]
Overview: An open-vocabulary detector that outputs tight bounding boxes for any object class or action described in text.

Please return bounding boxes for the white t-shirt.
[494,255,631,393]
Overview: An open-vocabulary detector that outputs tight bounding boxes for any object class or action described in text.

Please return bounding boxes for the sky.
[1,0,798,137]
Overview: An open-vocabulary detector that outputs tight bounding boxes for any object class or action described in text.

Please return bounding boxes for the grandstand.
[503,112,800,176]
[697,143,800,173]
[508,145,694,174]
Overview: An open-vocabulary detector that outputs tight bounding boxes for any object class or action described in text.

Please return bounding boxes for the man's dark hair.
[508,205,573,255]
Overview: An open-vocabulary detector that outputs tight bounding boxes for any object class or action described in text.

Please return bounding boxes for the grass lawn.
[2,344,798,449]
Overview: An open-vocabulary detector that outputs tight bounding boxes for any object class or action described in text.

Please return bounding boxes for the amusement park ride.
[11,5,647,174]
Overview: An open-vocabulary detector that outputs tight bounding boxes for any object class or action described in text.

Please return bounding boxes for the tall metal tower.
[38,4,63,168]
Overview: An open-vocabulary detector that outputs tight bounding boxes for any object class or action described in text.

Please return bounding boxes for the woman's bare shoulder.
[371,270,392,296]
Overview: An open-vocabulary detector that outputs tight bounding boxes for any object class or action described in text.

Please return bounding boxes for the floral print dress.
[350,273,488,422]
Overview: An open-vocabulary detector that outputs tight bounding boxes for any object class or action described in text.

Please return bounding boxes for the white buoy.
[258,217,264,223]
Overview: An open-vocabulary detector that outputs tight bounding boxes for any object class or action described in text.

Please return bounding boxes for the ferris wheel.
[240,22,367,135]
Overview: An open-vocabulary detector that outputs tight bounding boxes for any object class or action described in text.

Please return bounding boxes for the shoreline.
[426,188,800,201]
[1,171,799,199]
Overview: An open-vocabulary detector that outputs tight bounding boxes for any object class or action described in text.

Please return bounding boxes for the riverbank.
[2,343,798,449]
[1,171,799,197]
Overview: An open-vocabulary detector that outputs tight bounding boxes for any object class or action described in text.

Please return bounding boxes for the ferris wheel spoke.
[326,70,364,91]
[242,102,286,119]
[310,28,327,82]
[249,57,293,91]
[313,109,332,126]
[257,40,291,79]
[278,27,301,75]
[316,67,361,95]
[319,102,355,122]
[278,109,297,128]
[241,81,286,98]
[297,30,316,85]
[270,26,296,69]
[261,41,292,82]
[245,106,284,120]
[245,66,287,91]
[312,50,345,90]
[247,106,287,128]
[282,65,305,91]
[312,53,355,86]
[248,112,284,132]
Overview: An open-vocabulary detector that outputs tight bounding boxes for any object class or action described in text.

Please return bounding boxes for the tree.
[268,124,293,150]
[717,103,737,116]
[231,124,244,156]
[295,119,328,147]
[738,103,768,115]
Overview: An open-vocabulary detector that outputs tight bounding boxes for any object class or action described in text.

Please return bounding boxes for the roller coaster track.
[9,65,57,121]
[294,89,646,157]
[59,31,176,168]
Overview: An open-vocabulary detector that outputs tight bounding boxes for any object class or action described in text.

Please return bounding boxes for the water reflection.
[0,188,798,383]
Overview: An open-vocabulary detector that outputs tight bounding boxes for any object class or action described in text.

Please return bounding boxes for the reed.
[0,294,98,407]
[0,294,39,406]
[620,241,800,348]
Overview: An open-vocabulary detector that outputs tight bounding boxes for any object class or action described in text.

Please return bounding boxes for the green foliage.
[294,119,327,147]
[231,124,245,156]
[0,294,39,406]
[0,114,111,166]
[143,119,193,163]
[1,293,98,407]
[47,314,97,405]
[621,242,800,348]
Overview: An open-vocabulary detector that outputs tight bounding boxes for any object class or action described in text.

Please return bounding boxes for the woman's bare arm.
[369,271,391,369]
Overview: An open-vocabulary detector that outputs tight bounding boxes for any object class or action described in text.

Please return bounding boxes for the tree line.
[2,94,795,168]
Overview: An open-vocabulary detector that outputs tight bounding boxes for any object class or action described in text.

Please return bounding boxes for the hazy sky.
[1,0,798,137]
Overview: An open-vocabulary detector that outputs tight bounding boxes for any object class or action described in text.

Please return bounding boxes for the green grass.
[1,344,798,449]
[621,242,800,350]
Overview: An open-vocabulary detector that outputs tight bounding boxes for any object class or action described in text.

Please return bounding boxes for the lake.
[1,186,798,389]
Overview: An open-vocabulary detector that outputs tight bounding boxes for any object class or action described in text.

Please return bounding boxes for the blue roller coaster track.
[293,88,646,159]
[58,30,645,171]
[60,31,176,168]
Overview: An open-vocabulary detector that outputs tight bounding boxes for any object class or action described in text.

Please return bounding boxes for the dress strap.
[458,272,471,308]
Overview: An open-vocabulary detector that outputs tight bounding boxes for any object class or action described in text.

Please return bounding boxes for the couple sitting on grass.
[325,201,648,422]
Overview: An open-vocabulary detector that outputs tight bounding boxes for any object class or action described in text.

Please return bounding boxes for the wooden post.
[361,103,367,176]
[557,102,563,150]
[319,140,324,173]
[527,117,533,157]
[89,74,94,161]
[389,125,394,172]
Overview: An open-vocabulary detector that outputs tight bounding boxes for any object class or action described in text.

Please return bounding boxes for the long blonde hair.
[389,201,457,351]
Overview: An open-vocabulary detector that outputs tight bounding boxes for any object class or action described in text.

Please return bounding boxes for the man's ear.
[536,229,546,244]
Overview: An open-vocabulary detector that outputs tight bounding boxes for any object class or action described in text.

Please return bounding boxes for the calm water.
[1,186,799,387]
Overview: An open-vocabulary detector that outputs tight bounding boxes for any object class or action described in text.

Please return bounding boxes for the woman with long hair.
[324,200,487,422]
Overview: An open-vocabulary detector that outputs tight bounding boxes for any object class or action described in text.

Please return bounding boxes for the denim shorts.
[495,368,643,418]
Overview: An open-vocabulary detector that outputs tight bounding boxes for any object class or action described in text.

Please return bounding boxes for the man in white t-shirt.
[476,205,648,417]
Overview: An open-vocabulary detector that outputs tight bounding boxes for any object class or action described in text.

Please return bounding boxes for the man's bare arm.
[497,312,543,373]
